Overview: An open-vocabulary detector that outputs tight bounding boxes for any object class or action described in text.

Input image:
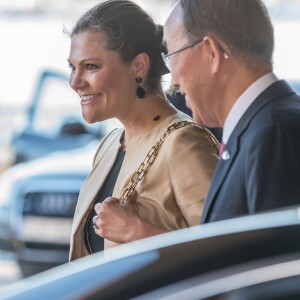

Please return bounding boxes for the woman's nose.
[69,71,86,91]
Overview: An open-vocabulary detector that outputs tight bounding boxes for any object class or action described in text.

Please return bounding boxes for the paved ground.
[0,251,22,288]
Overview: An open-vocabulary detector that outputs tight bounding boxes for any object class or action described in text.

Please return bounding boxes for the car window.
[32,76,80,133]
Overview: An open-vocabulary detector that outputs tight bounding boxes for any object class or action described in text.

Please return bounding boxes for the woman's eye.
[68,63,75,71]
[86,64,98,70]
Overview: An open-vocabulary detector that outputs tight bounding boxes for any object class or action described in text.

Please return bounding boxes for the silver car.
[0,142,97,277]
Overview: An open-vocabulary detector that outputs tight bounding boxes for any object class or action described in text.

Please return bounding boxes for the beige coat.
[69,111,218,260]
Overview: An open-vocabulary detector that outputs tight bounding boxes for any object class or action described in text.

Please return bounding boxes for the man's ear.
[133,53,150,77]
[203,36,227,74]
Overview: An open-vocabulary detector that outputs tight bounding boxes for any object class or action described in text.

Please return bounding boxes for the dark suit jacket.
[201,80,300,223]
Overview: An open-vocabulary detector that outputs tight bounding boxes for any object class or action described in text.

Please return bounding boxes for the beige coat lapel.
[70,129,123,256]
[112,113,180,198]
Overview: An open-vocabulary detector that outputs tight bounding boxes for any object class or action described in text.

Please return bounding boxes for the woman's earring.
[135,76,146,99]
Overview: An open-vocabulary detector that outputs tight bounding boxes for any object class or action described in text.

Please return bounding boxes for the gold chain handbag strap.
[119,121,220,204]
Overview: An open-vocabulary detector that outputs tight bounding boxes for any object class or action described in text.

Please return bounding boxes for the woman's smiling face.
[68,31,136,124]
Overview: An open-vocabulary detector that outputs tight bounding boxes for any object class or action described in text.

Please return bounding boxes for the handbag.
[119,121,219,204]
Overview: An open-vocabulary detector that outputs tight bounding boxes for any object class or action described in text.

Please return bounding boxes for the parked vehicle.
[9,69,105,165]
[0,142,98,277]
[0,206,300,299]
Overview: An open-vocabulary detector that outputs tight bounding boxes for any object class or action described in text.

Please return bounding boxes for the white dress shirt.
[222,72,279,144]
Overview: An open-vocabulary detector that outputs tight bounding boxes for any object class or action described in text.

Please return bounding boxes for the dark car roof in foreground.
[1,206,300,299]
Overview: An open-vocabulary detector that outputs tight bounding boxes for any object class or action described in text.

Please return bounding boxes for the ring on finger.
[92,215,98,224]
[92,215,99,229]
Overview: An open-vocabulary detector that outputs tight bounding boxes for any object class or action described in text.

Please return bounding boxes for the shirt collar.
[222,72,279,144]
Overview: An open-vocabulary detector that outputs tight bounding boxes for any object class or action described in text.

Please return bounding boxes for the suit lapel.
[200,137,239,223]
[201,80,295,223]
[70,129,123,238]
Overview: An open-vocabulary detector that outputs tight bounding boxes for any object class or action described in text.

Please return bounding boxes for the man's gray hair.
[180,0,274,67]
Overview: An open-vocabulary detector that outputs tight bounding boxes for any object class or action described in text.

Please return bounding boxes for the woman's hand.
[93,192,167,243]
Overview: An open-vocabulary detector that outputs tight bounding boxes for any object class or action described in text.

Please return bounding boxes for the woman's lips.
[80,93,101,104]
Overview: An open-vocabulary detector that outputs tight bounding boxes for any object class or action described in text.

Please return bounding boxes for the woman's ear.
[133,53,150,77]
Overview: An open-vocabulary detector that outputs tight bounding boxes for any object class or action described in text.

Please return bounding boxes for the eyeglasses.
[161,39,203,71]
[161,38,229,71]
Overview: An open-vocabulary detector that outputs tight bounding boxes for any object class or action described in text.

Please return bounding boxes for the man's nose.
[171,78,180,92]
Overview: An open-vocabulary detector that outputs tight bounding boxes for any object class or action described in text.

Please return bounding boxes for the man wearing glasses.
[163,0,300,223]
